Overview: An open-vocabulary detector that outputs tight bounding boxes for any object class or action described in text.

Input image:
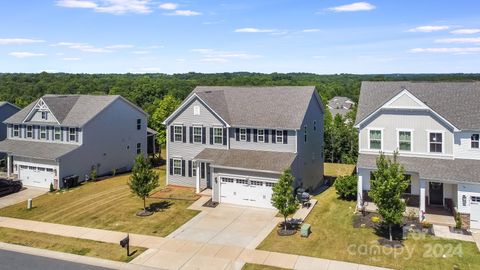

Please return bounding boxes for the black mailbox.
[120,234,130,256]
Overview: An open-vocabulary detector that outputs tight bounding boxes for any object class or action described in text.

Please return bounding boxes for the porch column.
[195,161,200,194]
[357,174,363,210]
[419,179,426,221]
[6,154,11,178]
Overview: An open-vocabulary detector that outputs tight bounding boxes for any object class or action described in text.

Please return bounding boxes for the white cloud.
[52,42,113,53]
[191,48,261,62]
[62,57,81,61]
[235,28,276,33]
[158,2,177,10]
[0,38,45,45]
[166,10,201,16]
[451,28,480,35]
[9,52,46,58]
[56,0,152,14]
[132,50,150,54]
[134,67,162,73]
[410,47,480,54]
[105,44,134,49]
[327,2,375,12]
[407,25,449,32]
[435,38,480,44]
[302,29,321,33]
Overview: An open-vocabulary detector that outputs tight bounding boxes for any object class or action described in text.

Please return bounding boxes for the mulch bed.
[277,229,297,236]
[449,226,472,235]
[202,198,219,208]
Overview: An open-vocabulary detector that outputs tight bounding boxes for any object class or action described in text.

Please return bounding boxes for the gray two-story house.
[355,81,480,229]
[164,86,324,209]
[0,94,147,189]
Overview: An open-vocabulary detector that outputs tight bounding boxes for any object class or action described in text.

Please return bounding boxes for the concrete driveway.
[0,187,47,209]
[167,203,279,248]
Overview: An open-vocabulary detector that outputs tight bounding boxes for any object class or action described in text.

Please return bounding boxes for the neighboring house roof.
[358,153,480,184]
[0,139,79,160]
[147,127,158,135]
[194,148,297,173]
[0,101,20,110]
[355,81,480,130]
[5,95,147,127]
[327,96,354,117]
[168,86,320,129]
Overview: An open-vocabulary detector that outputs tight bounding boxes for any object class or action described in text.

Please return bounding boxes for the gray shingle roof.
[190,86,318,129]
[0,139,79,160]
[355,81,480,130]
[358,153,480,184]
[0,102,20,110]
[194,148,296,173]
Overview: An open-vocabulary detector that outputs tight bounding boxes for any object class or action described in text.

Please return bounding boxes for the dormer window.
[69,128,77,141]
[41,111,48,120]
[13,125,19,137]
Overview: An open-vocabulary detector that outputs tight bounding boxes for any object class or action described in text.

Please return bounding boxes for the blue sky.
[0,0,480,74]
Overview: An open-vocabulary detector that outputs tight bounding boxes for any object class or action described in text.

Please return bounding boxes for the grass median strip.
[0,227,145,262]
[242,264,290,270]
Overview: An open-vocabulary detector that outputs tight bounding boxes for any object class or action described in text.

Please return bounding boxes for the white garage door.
[19,165,55,188]
[220,177,275,209]
[471,196,480,230]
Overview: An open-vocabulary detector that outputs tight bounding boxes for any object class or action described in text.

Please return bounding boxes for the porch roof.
[0,139,79,160]
[194,148,296,173]
[358,153,480,184]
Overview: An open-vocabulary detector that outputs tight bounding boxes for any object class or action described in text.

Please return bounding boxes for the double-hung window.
[13,125,19,137]
[26,125,33,138]
[192,161,198,176]
[472,134,479,149]
[173,159,182,175]
[239,128,246,141]
[193,126,202,143]
[54,127,61,140]
[40,126,47,140]
[398,131,412,151]
[429,132,443,153]
[213,127,223,144]
[69,128,77,141]
[369,129,382,150]
[257,129,264,142]
[276,130,283,143]
[136,143,142,154]
[174,125,183,142]
[136,119,141,130]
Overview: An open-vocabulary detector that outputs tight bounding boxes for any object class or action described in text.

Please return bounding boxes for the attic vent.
[204,91,212,93]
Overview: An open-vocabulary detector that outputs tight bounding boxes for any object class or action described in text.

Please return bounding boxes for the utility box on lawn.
[301,223,311,237]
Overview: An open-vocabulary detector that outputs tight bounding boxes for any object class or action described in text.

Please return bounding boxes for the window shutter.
[66,128,70,142]
[76,128,79,142]
[246,129,251,142]
[169,159,173,175]
[265,129,269,143]
[188,160,192,177]
[189,127,193,143]
[46,127,49,140]
[209,128,213,145]
[202,127,206,144]
[272,129,276,143]
[223,128,227,145]
[181,160,185,176]
[182,126,186,143]
[201,162,205,178]
[170,126,174,142]
[61,127,64,141]
[283,130,288,144]
[9,125,13,137]
[235,128,240,141]
[253,129,257,142]
[229,128,235,138]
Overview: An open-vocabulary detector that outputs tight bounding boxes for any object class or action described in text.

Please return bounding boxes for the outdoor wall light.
[462,195,467,206]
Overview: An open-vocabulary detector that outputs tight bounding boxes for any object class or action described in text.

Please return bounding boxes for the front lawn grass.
[242,263,289,270]
[324,163,356,177]
[257,187,480,270]
[0,227,145,262]
[0,166,199,237]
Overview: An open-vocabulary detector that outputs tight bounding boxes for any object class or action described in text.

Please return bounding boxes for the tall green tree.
[149,95,181,146]
[271,169,298,231]
[369,152,409,241]
[128,155,159,213]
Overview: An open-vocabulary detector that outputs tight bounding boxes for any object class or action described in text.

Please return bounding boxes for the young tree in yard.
[271,169,298,231]
[149,95,181,147]
[369,152,409,241]
[128,155,159,215]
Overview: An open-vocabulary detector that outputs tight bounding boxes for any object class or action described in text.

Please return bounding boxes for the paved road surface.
[0,249,112,270]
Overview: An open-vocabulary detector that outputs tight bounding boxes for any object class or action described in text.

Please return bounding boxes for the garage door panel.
[220,176,275,209]
[471,196,480,230]
[18,164,55,188]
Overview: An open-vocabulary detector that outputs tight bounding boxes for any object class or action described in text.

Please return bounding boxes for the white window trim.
[276,130,283,143]
[173,125,183,142]
[239,128,247,141]
[396,128,414,152]
[41,111,48,120]
[40,126,47,140]
[192,160,198,176]
[193,126,202,143]
[26,125,33,138]
[172,158,182,175]
[136,143,142,154]
[257,129,265,142]
[427,130,445,154]
[213,127,223,145]
[193,105,200,116]
[471,133,480,149]
[13,125,19,137]
[54,127,61,141]
[367,128,383,151]
[69,127,77,141]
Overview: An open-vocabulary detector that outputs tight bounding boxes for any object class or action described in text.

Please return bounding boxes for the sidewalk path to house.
[0,187,47,209]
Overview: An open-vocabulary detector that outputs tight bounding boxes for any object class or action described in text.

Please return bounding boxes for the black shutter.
[189,127,193,143]
[223,128,227,145]
[182,126,186,143]
[229,128,235,138]
[169,159,173,175]
[272,129,276,143]
[46,126,49,140]
[253,129,257,142]
[188,160,192,177]
[283,130,288,144]
[181,160,186,176]
[201,162,205,178]
[235,128,240,141]
[170,126,174,142]
[76,128,79,142]
[265,129,269,143]
[202,127,206,144]
[246,129,251,142]
[33,126,36,139]
[209,128,214,144]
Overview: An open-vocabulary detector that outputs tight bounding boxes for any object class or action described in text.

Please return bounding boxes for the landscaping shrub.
[334,175,357,200]
[49,183,54,192]
[455,213,462,229]
[371,216,381,224]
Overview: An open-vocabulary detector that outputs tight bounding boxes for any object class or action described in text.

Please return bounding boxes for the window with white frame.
[429,132,443,153]
[41,111,48,120]
[26,126,33,138]
[193,126,202,143]
[69,128,77,141]
[173,159,182,175]
[472,134,479,149]
[257,129,264,142]
[193,105,200,115]
[40,126,47,140]
[265,182,276,187]
[240,128,246,141]
[369,130,382,150]
[276,130,283,143]
[213,127,223,144]
[54,127,61,140]
[398,131,412,151]
[13,125,19,137]
[192,161,198,176]
[304,125,307,143]
[174,125,183,142]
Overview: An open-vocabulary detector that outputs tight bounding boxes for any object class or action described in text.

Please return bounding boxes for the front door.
[429,182,444,205]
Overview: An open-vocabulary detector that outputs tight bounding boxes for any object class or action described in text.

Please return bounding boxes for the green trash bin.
[301,223,311,237]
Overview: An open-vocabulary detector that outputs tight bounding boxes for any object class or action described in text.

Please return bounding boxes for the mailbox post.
[120,234,130,256]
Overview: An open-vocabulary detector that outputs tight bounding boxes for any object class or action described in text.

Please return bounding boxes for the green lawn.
[324,163,356,177]
[257,187,480,270]
[0,166,200,237]
[0,227,145,262]
[242,264,288,270]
